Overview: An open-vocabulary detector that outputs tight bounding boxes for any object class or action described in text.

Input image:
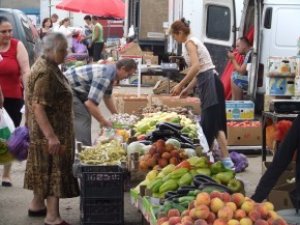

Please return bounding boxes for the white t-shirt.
[182,36,215,74]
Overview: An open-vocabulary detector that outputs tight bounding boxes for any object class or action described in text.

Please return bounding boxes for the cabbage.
[127,142,146,155]
[184,148,197,158]
[165,138,181,149]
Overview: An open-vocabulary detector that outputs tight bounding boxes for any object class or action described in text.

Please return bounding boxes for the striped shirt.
[64,64,116,105]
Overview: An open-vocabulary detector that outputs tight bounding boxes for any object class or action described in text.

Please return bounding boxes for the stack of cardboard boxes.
[226,101,262,146]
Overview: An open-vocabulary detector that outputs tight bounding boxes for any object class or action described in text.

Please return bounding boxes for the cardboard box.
[263,162,296,186]
[142,76,162,86]
[268,183,296,210]
[227,124,262,146]
[226,100,255,120]
[151,95,201,114]
[119,42,143,56]
[143,54,159,65]
[113,93,151,114]
[269,77,295,96]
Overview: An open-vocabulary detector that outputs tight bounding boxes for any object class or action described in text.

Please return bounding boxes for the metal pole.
[49,0,52,17]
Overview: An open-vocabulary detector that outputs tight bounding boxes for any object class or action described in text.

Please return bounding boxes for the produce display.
[227,121,261,128]
[156,191,288,225]
[135,112,198,139]
[134,155,244,199]
[139,105,192,116]
[138,139,189,171]
[79,140,126,165]
[110,113,139,129]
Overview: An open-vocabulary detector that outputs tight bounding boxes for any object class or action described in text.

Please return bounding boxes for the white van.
[168,0,300,111]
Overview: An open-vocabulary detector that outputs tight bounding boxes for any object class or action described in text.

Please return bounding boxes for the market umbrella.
[56,0,125,20]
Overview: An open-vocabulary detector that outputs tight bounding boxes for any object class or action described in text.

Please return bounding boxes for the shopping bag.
[7,126,29,161]
[0,108,15,140]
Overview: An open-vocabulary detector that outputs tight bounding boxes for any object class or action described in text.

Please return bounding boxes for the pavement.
[0,87,267,225]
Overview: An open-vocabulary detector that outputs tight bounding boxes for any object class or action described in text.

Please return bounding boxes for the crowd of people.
[0,12,298,225]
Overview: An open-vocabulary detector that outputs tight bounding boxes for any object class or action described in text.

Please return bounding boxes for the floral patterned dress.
[24,56,79,198]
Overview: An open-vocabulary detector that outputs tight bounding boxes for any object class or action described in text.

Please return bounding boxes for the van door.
[201,0,237,74]
[238,0,262,102]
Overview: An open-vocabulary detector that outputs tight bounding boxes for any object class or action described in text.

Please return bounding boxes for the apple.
[158,217,169,225]
[241,200,255,213]
[231,193,245,207]
[234,209,247,220]
[240,218,253,225]
[168,209,181,218]
[221,192,231,202]
[194,219,208,225]
[254,219,269,225]
[226,202,237,212]
[217,206,234,221]
[248,210,261,221]
[228,219,240,225]
[206,212,216,224]
[189,205,210,220]
[168,216,181,225]
[196,192,211,206]
[213,219,227,225]
[181,215,193,223]
[256,204,269,219]
[268,211,279,220]
[263,202,274,211]
[210,191,223,199]
[210,197,225,213]
[271,218,288,225]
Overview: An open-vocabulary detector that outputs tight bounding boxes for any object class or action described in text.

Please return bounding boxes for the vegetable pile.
[135,112,198,139]
[110,113,139,129]
[79,140,126,165]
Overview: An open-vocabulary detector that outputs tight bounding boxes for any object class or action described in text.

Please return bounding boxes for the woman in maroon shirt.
[0,16,30,187]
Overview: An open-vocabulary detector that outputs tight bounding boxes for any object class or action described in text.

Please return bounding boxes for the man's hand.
[100,120,113,128]
[171,84,183,96]
[227,51,235,60]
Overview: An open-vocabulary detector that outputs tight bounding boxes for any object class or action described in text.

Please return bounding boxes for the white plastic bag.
[0,108,15,140]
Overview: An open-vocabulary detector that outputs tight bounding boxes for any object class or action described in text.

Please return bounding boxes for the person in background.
[170,18,234,169]
[64,59,137,146]
[71,32,87,54]
[227,37,253,100]
[83,15,93,58]
[24,32,79,225]
[39,18,52,39]
[90,16,104,62]
[0,16,30,186]
[51,13,59,31]
[57,18,74,51]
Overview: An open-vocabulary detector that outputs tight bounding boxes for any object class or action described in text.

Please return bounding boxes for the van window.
[275,8,300,47]
[206,5,231,41]
[264,7,272,29]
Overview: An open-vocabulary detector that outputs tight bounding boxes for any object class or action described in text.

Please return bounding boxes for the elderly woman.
[24,32,79,225]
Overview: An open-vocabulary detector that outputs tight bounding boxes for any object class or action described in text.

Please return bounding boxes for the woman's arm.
[32,103,61,155]
[16,42,30,87]
[171,41,201,95]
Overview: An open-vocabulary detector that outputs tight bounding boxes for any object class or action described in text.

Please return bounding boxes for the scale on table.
[269,99,300,113]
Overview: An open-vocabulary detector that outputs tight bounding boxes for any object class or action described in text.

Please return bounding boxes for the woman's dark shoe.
[2,181,12,187]
[28,208,47,217]
[44,220,70,225]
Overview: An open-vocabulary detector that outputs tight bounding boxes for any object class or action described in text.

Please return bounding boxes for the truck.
[126,0,300,111]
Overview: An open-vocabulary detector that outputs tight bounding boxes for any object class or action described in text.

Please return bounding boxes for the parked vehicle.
[0,8,40,66]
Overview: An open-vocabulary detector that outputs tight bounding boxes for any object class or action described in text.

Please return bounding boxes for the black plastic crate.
[80,198,124,224]
[79,165,124,198]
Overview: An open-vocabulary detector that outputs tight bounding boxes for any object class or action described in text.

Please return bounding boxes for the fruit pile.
[157,192,288,225]
[227,121,261,128]
[139,139,189,170]
[134,156,244,198]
